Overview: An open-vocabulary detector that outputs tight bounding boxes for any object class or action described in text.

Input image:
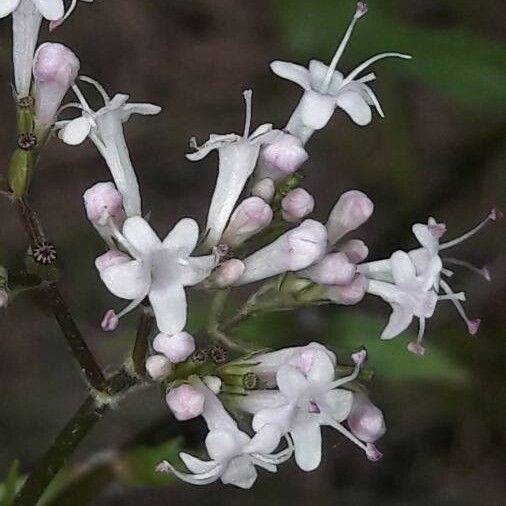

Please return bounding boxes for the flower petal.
[122,216,161,257]
[221,455,258,489]
[33,0,64,20]
[179,453,218,474]
[149,283,187,335]
[246,424,283,454]
[390,250,416,286]
[238,391,288,414]
[291,413,322,471]
[100,260,150,300]
[276,365,308,400]
[58,116,92,145]
[163,218,199,254]
[181,256,217,286]
[336,90,372,126]
[0,0,20,18]
[306,350,335,384]
[270,61,311,90]
[300,90,337,130]
[381,304,413,340]
[252,404,295,434]
[320,389,353,422]
[121,102,161,122]
[308,59,344,93]
[206,430,244,463]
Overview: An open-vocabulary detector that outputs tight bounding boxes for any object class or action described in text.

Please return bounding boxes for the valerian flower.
[158,378,293,488]
[186,90,277,248]
[271,2,411,143]
[58,77,161,217]
[242,347,382,470]
[96,216,217,334]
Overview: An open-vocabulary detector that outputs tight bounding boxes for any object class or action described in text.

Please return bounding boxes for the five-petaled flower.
[96,216,217,334]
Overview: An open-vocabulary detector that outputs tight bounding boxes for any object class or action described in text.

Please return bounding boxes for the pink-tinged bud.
[222,197,273,247]
[348,394,386,444]
[326,274,368,305]
[101,309,119,331]
[166,384,205,421]
[94,250,130,273]
[203,375,222,394]
[365,443,383,462]
[281,188,315,223]
[251,178,275,203]
[145,354,172,380]
[214,259,245,287]
[236,219,327,285]
[407,341,425,357]
[261,132,308,176]
[33,43,80,125]
[83,182,126,225]
[326,191,374,245]
[299,252,356,286]
[340,239,369,263]
[0,289,8,308]
[351,348,367,367]
[153,331,196,364]
[355,2,368,19]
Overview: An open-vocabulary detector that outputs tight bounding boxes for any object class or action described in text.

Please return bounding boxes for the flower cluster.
[1,0,499,494]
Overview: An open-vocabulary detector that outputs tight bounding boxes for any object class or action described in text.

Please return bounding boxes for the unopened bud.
[340,239,369,263]
[348,394,386,443]
[145,354,172,380]
[0,289,8,308]
[33,42,80,125]
[261,132,308,177]
[203,375,222,394]
[326,190,374,245]
[83,182,126,225]
[251,178,275,202]
[326,274,368,305]
[101,309,119,331]
[281,188,315,223]
[299,252,356,286]
[166,384,205,421]
[236,219,327,285]
[95,250,130,273]
[153,331,196,364]
[214,259,245,287]
[222,197,273,247]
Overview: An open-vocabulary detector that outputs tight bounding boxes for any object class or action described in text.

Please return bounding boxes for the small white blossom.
[159,378,292,488]
[271,2,410,143]
[153,331,196,364]
[146,355,172,381]
[58,77,161,217]
[97,216,217,334]
[186,90,277,248]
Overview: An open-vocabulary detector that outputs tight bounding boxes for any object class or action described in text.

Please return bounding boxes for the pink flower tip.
[407,341,425,357]
[49,18,64,32]
[352,349,367,367]
[355,2,368,18]
[155,461,170,473]
[489,208,503,221]
[213,243,230,258]
[481,266,491,282]
[467,318,481,335]
[365,443,383,462]
[101,309,119,332]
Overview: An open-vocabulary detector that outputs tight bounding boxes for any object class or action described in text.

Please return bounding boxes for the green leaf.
[326,312,469,385]
[0,460,21,506]
[272,0,506,107]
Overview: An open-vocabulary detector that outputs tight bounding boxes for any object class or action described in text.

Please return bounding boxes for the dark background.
[0,0,505,505]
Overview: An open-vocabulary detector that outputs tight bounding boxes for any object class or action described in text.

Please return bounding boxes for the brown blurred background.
[0,0,505,505]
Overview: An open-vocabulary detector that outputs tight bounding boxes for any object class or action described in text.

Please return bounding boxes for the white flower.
[96,216,217,334]
[246,348,381,470]
[158,378,293,488]
[271,2,410,143]
[358,211,499,352]
[186,90,278,248]
[1,0,63,21]
[58,77,161,217]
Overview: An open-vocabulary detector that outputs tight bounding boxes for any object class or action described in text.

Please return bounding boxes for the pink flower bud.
[236,219,327,285]
[222,197,273,247]
[83,182,126,226]
[101,309,119,331]
[251,178,275,202]
[281,188,315,223]
[326,190,374,245]
[94,250,130,273]
[348,394,386,444]
[326,274,368,305]
[166,384,205,421]
[145,354,172,380]
[261,132,308,176]
[299,252,356,286]
[203,375,222,394]
[153,331,196,364]
[0,289,8,308]
[214,259,245,287]
[33,42,80,125]
[340,239,369,263]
